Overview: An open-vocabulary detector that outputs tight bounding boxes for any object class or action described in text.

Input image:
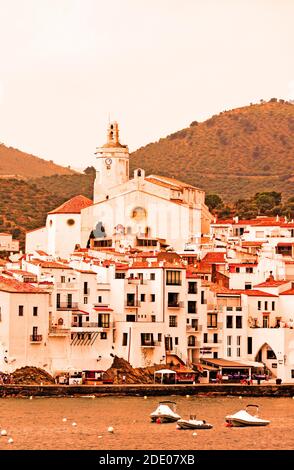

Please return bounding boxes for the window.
[188,301,197,314]
[237,347,241,357]
[98,296,102,304]
[245,283,252,290]
[158,333,162,342]
[140,294,145,302]
[98,314,110,328]
[227,348,232,357]
[86,316,89,322]
[126,314,135,322]
[169,316,177,327]
[201,291,206,304]
[151,315,156,322]
[226,316,233,328]
[122,333,128,346]
[207,313,217,328]
[141,333,154,346]
[56,293,61,308]
[84,297,88,304]
[203,333,208,343]
[213,333,218,343]
[237,336,241,346]
[247,337,252,354]
[291,370,294,379]
[236,316,242,329]
[150,273,155,281]
[115,272,125,279]
[67,294,72,308]
[150,294,156,302]
[188,282,197,294]
[83,282,89,295]
[237,336,241,356]
[213,352,218,358]
[61,276,65,283]
[258,301,261,311]
[227,336,232,345]
[175,337,179,346]
[236,267,240,273]
[166,270,182,285]
[246,267,253,273]
[100,332,107,340]
[127,293,135,306]
[264,301,268,311]
[272,301,275,311]
[263,315,269,328]
[168,292,179,307]
[18,305,24,316]
[191,318,198,330]
[33,307,38,317]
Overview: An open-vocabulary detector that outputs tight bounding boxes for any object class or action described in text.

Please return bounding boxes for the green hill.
[130,99,294,200]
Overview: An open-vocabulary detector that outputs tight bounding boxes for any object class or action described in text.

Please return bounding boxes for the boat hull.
[177,419,213,430]
[151,415,179,423]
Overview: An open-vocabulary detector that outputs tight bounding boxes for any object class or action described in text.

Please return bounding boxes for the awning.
[154,369,176,375]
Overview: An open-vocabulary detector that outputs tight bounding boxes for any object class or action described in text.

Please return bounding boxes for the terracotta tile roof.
[202,252,226,264]
[146,174,201,191]
[28,260,71,270]
[254,280,289,287]
[241,241,264,247]
[280,288,294,295]
[0,232,10,236]
[0,275,48,293]
[48,195,92,214]
[216,288,278,297]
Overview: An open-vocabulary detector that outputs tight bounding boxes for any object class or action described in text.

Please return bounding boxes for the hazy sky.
[0,0,293,170]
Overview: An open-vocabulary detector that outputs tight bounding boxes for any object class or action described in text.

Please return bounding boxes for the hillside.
[0,143,75,178]
[0,174,94,250]
[130,100,294,200]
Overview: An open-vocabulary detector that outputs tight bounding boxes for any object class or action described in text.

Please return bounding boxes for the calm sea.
[0,395,293,450]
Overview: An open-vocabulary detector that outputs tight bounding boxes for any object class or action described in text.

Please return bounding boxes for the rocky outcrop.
[11,367,55,385]
[104,356,164,384]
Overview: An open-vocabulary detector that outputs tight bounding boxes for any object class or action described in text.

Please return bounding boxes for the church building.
[26,122,212,257]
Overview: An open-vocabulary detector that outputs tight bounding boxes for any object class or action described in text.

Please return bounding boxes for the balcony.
[30,335,42,343]
[186,324,202,332]
[83,288,90,295]
[125,300,141,308]
[49,326,70,336]
[207,322,223,329]
[97,283,111,291]
[168,301,184,309]
[141,341,161,348]
[71,322,112,332]
[56,302,79,310]
[56,282,77,290]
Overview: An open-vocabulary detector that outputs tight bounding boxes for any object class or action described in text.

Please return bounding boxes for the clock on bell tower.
[93,121,130,203]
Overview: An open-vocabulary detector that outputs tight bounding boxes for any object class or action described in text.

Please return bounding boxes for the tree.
[84,166,96,176]
[205,194,223,212]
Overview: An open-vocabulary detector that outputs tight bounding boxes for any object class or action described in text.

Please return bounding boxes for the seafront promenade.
[0,383,293,398]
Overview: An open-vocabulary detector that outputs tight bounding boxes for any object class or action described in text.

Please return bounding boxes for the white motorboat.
[177,415,213,430]
[150,401,181,423]
[225,404,270,427]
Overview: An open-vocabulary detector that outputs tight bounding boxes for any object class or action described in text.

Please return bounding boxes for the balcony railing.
[186,324,202,332]
[125,300,141,308]
[141,341,161,348]
[168,301,184,308]
[56,302,79,310]
[49,326,70,335]
[56,282,77,289]
[30,335,42,342]
[71,322,111,329]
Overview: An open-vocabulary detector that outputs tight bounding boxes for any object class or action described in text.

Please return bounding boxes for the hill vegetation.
[0,174,94,250]
[130,99,294,200]
[0,143,75,178]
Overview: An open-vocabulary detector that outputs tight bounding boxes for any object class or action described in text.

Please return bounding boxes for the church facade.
[26,122,212,258]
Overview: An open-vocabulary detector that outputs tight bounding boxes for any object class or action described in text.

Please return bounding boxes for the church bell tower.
[93,121,129,203]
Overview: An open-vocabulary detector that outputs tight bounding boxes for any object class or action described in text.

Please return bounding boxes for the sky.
[0,0,293,170]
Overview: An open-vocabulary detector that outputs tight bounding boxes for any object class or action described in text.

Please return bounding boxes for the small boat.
[150,401,181,423]
[225,404,270,427]
[177,415,213,430]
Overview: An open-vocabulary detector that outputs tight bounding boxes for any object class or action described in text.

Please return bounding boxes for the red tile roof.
[28,260,71,270]
[48,195,92,214]
[0,275,48,293]
[280,288,294,295]
[93,307,113,312]
[254,280,289,287]
[202,252,226,264]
